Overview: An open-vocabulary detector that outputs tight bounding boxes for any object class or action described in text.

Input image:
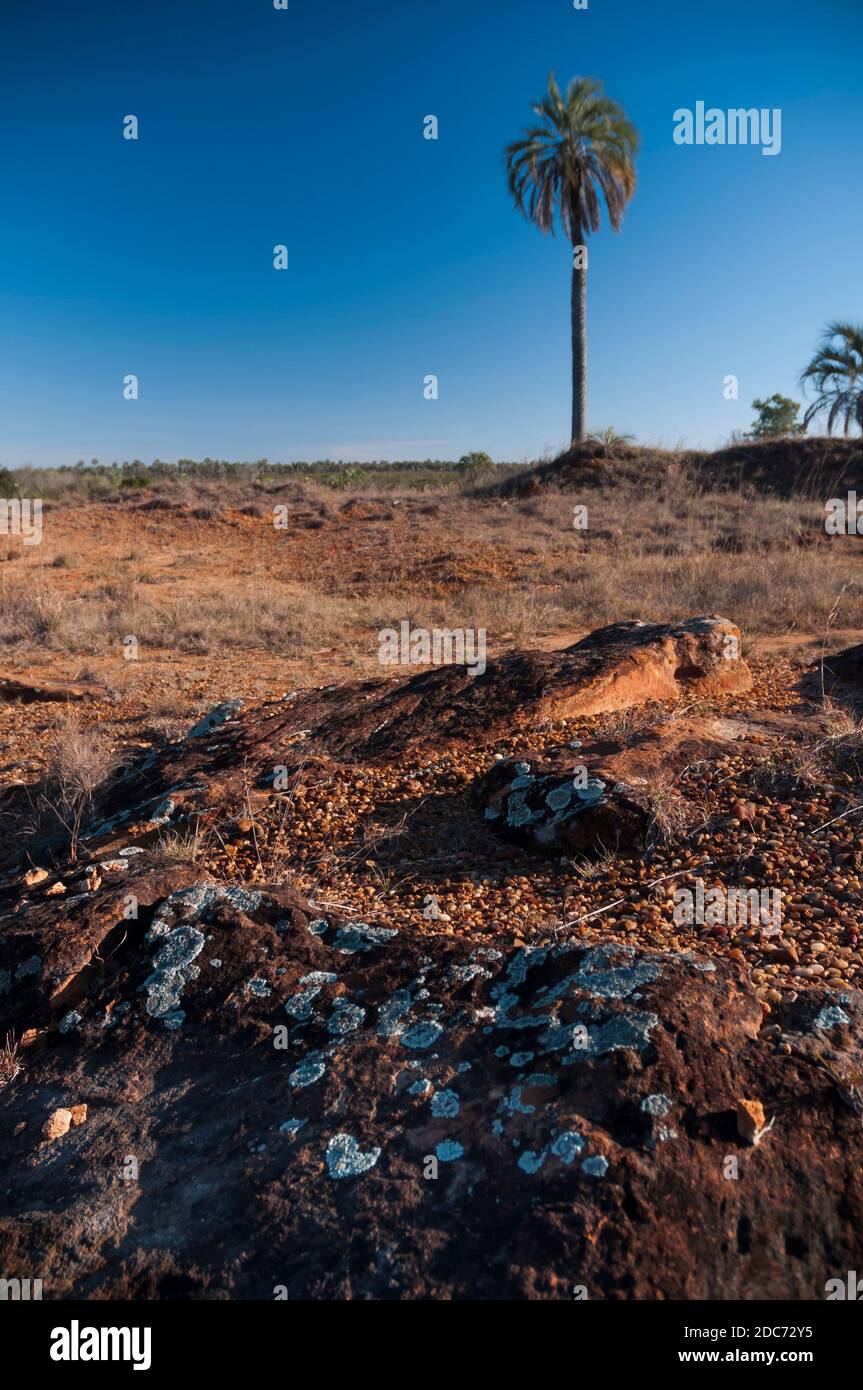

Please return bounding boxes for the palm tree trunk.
[570,235,587,446]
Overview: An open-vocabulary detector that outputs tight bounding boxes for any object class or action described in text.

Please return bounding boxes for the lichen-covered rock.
[474,715,767,853]
[0,856,218,1033]
[2,859,862,1299]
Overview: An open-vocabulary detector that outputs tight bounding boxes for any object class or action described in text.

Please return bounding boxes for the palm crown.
[800,322,863,434]
[505,75,638,243]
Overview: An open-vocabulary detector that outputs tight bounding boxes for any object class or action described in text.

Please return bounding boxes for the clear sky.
[1,0,860,467]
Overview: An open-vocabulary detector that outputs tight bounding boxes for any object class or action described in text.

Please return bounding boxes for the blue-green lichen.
[326,1133,381,1179]
[435,1140,463,1162]
[430,1089,460,1118]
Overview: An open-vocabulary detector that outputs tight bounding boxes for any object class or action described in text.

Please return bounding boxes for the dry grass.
[157,822,211,864]
[359,474,862,639]
[0,1032,22,1091]
[2,465,863,665]
[0,580,365,657]
[0,584,66,643]
[810,699,863,779]
[446,586,560,639]
[642,768,698,852]
[593,704,673,744]
[23,718,120,860]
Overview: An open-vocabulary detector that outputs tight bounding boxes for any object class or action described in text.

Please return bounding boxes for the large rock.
[474,714,769,853]
[1,857,861,1299]
[0,855,220,1033]
[561,616,750,710]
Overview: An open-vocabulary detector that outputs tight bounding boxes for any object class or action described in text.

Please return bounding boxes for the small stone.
[69,1104,87,1127]
[736,1098,767,1145]
[44,881,67,896]
[42,1108,73,1141]
[24,867,49,887]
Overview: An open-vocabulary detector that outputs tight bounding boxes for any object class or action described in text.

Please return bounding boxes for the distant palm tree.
[800,322,863,435]
[505,74,639,447]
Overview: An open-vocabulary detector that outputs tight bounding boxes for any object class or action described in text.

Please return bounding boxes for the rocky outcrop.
[1,854,862,1299]
[562,616,750,708]
[2,856,221,1034]
[0,616,750,868]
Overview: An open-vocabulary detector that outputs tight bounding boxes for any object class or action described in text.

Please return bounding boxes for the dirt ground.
[4,464,863,1006]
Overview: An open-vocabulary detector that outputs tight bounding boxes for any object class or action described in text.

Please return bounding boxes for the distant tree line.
[37,454,506,484]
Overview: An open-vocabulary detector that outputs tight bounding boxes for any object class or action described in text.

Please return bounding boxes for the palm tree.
[800,323,863,435]
[505,74,639,447]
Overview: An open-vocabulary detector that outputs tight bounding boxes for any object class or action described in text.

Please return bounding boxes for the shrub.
[0,467,19,498]
[747,395,805,438]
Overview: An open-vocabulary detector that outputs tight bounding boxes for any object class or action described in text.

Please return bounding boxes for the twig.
[559,861,713,929]
[811,803,863,834]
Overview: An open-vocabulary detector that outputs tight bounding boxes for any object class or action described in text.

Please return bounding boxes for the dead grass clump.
[27,718,120,860]
[592,704,671,744]
[0,1033,22,1090]
[0,584,65,643]
[811,699,863,778]
[642,769,695,851]
[157,822,210,864]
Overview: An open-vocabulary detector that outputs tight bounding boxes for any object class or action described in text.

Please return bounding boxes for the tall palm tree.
[505,74,639,447]
[800,322,863,435]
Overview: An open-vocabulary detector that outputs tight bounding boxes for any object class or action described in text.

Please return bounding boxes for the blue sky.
[1,0,860,467]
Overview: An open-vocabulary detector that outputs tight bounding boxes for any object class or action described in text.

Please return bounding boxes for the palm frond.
[800,323,863,436]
